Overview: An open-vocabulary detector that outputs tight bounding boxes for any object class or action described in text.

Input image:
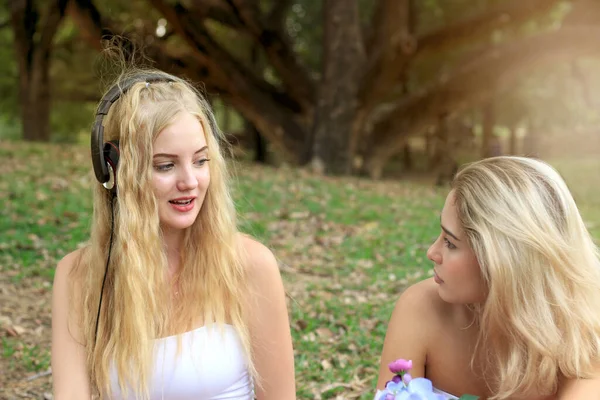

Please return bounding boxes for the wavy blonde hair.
[452,156,600,399]
[71,69,254,399]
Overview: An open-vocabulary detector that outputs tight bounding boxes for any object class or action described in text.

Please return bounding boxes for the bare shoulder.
[558,364,600,399]
[395,277,449,320]
[387,277,452,346]
[53,248,88,327]
[52,248,92,397]
[237,233,280,283]
[237,234,295,397]
[53,248,87,319]
[54,248,85,287]
[376,277,449,387]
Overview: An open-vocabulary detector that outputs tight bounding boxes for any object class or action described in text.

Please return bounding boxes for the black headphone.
[90,73,177,196]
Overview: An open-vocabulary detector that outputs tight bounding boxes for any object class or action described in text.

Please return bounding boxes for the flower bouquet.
[375,359,479,400]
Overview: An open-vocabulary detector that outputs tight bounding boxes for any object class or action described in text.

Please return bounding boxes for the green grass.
[1,140,599,397]
[1,337,50,373]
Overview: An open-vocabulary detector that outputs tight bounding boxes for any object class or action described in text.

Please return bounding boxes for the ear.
[103,140,120,195]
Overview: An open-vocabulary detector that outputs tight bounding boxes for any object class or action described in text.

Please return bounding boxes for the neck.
[453,303,480,330]
[161,226,186,272]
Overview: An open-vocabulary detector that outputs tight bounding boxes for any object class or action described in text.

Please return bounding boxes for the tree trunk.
[310,0,365,175]
[9,0,68,142]
[430,116,448,170]
[251,124,268,164]
[425,127,434,159]
[21,83,51,141]
[221,102,231,133]
[522,122,539,157]
[248,40,268,164]
[69,0,600,176]
[481,101,495,158]
[402,142,412,171]
[351,0,414,168]
[430,116,458,186]
[509,125,518,154]
[366,26,600,173]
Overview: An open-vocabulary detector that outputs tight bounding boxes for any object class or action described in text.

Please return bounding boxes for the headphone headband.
[91,73,178,185]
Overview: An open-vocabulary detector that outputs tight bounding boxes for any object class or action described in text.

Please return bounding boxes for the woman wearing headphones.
[51,69,296,399]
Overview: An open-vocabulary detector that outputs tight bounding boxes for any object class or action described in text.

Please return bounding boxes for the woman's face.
[427,190,486,304]
[151,111,210,235]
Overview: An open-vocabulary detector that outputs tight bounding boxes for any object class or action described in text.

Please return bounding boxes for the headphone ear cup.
[103,140,120,195]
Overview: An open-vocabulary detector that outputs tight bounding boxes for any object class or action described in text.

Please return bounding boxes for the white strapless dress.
[108,324,253,399]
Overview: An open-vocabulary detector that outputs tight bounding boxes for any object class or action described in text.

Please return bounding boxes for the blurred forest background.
[2,1,600,398]
[2,0,600,179]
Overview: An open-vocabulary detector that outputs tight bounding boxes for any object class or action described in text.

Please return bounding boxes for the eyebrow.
[439,215,460,241]
[441,225,460,241]
[153,146,208,158]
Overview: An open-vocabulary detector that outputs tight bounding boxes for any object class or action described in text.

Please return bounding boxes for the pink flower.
[388,359,413,374]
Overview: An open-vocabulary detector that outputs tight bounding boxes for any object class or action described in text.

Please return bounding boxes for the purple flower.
[378,360,450,400]
[384,381,405,393]
[388,359,413,374]
[384,375,403,388]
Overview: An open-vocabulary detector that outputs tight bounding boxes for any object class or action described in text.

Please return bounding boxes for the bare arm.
[376,281,433,389]
[558,367,600,399]
[243,236,296,400]
[51,250,92,399]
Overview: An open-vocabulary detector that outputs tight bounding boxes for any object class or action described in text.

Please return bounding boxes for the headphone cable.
[94,195,116,345]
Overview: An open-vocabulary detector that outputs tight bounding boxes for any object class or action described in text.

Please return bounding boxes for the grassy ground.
[1,141,598,399]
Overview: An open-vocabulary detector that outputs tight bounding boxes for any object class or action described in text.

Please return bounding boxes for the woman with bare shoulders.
[376,156,600,399]
[51,69,295,399]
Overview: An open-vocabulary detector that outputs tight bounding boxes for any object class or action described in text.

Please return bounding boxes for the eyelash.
[443,237,457,250]
[154,158,210,172]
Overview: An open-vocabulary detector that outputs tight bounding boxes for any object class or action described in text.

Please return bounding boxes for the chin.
[437,287,454,304]
[171,217,199,230]
[161,213,200,232]
[438,286,485,305]
[437,285,464,304]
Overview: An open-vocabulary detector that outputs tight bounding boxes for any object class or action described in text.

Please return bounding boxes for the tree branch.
[151,0,305,108]
[185,0,245,30]
[267,0,294,30]
[68,0,113,51]
[224,0,315,110]
[8,0,33,75]
[68,0,192,76]
[37,0,68,54]
[150,0,307,153]
[361,0,414,107]
[70,0,307,158]
[370,26,600,162]
[416,0,562,57]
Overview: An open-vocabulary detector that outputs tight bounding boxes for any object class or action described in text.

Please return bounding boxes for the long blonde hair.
[71,69,254,398]
[452,156,600,399]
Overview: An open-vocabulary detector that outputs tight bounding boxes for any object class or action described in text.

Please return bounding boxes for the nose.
[176,165,198,192]
[427,235,442,265]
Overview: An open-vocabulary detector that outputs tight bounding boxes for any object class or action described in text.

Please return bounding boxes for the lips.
[433,269,444,284]
[169,196,195,205]
[168,196,196,213]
